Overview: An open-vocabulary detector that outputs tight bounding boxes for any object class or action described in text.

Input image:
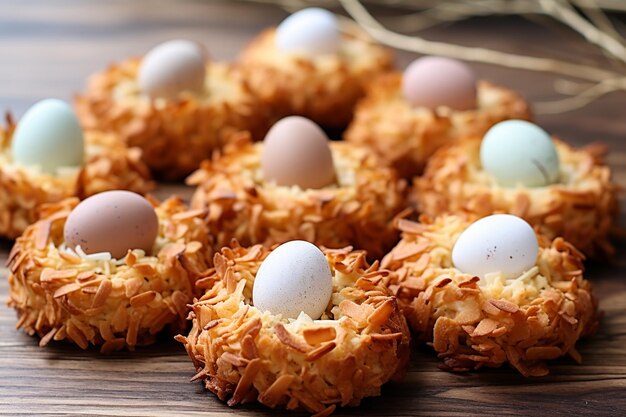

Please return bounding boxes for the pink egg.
[64,191,159,259]
[401,56,477,111]
[261,116,335,190]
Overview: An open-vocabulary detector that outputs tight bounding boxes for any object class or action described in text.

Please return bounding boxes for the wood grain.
[1,1,625,416]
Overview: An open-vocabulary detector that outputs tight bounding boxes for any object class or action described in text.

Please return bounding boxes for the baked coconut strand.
[415,138,619,258]
[177,242,410,415]
[381,214,599,377]
[0,114,153,239]
[188,141,407,260]
[76,60,269,180]
[344,76,530,178]
[239,27,393,129]
[7,196,212,352]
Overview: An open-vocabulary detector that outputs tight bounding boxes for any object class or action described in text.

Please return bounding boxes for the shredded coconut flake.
[68,244,113,262]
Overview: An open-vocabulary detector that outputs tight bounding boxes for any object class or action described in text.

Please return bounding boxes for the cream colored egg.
[252,240,333,320]
[261,116,336,189]
[138,40,206,99]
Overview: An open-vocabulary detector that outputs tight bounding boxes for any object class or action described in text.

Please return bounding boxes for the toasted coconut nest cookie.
[239,27,392,129]
[344,75,531,178]
[187,141,407,260]
[75,59,268,180]
[177,243,410,415]
[7,196,212,352]
[415,138,619,258]
[380,215,599,377]
[0,114,153,239]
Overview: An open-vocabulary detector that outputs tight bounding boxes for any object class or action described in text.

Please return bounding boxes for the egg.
[64,191,159,259]
[138,40,206,100]
[261,116,336,189]
[480,120,560,187]
[452,214,539,279]
[253,240,333,320]
[401,56,477,111]
[11,99,84,174]
[275,8,340,56]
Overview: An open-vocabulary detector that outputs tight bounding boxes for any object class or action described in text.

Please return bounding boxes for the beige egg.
[138,40,206,100]
[261,116,335,189]
[64,191,159,259]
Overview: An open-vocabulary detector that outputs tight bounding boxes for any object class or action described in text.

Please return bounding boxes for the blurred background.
[1,0,625,151]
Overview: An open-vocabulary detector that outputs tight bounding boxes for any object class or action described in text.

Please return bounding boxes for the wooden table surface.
[1,1,625,416]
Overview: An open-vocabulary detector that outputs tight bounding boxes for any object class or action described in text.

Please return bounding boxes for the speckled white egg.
[11,99,84,174]
[138,40,206,99]
[252,240,333,320]
[480,120,560,187]
[275,8,340,56]
[452,214,539,279]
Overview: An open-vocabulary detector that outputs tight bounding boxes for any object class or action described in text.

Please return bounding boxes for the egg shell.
[261,116,336,189]
[64,191,159,259]
[11,99,84,174]
[402,56,477,111]
[138,40,206,100]
[275,8,340,56]
[480,120,560,187]
[252,240,333,320]
[452,214,539,279]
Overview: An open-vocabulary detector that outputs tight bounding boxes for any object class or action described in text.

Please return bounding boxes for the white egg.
[452,214,539,279]
[480,120,560,187]
[275,8,340,56]
[253,240,333,320]
[11,99,84,174]
[138,40,206,99]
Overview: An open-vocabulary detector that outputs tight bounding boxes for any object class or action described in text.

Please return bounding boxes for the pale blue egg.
[275,8,339,56]
[11,99,84,174]
[480,120,560,187]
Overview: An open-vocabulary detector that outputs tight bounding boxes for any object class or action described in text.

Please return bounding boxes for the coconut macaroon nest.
[177,242,410,415]
[0,114,153,239]
[75,59,268,180]
[344,76,531,178]
[415,138,619,258]
[187,141,407,260]
[238,26,392,129]
[7,196,212,352]
[380,214,599,377]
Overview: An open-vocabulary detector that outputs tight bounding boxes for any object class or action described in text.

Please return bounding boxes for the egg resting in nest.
[186,139,407,261]
[238,26,393,129]
[343,74,531,178]
[414,137,619,258]
[75,59,269,180]
[7,196,212,353]
[176,242,410,416]
[0,114,154,239]
[380,214,599,377]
